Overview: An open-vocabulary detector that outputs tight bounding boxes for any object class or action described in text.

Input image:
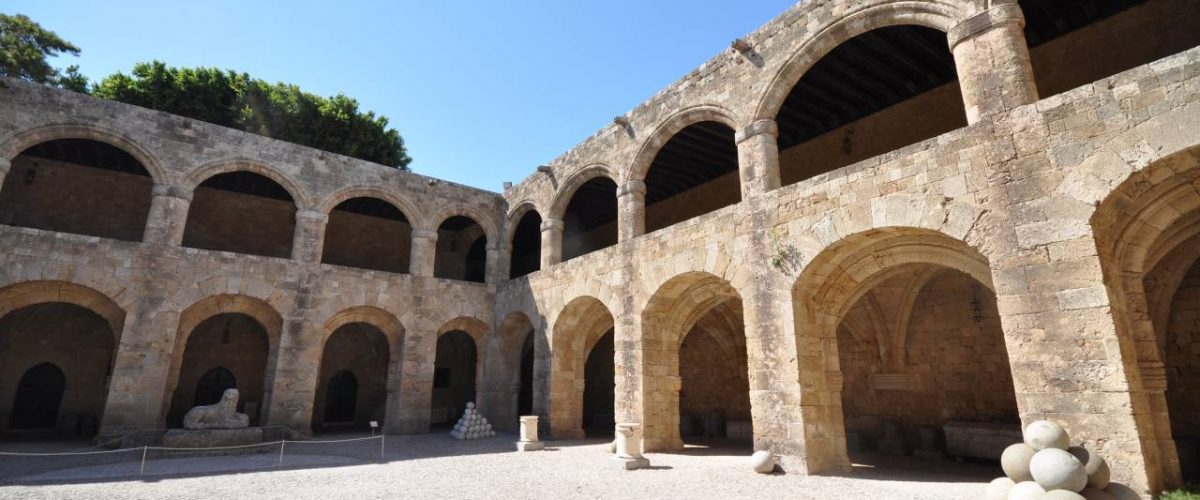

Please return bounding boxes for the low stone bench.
[944,421,1021,460]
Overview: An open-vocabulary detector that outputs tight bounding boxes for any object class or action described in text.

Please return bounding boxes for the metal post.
[139,446,148,477]
[278,440,286,467]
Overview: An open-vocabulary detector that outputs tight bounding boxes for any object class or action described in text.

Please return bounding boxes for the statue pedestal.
[162,428,264,455]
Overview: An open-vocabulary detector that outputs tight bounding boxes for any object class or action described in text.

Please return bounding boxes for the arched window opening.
[562,177,617,262]
[0,302,115,436]
[1021,0,1199,99]
[193,367,236,407]
[313,322,389,432]
[644,121,740,233]
[581,329,615,438]
[9,363,66,430]
[434,216,487,283]
[776,25,963,188]
[322,197,412,273]
[324,370,359,424]
[183,171,296,258]
[432,330,478,426]
[510,210,542,278]
[0,138,153,241]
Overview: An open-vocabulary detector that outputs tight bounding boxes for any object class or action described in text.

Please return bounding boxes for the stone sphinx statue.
[183,388,250,430]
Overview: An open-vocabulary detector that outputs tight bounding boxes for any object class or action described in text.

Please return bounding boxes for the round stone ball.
[1067,447,1110,490]
[751,451,777,474]
[1003,443,1037,482]
[1040,491,1086,500]
[466,402,475,409]
[1079,487,1115,500]
[1025,421,1070,451]
[1030,448,1087,492]
[1008,481,1046,500]
[986,477,1015,500]
[1102,483,1140,500]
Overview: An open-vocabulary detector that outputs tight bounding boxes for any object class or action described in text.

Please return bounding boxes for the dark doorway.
[518,334,534,417]
[324,370,359,424]
[433,330,478,424]
[582,330,615,437]
[10,363,66,429]
[193,367,237,408]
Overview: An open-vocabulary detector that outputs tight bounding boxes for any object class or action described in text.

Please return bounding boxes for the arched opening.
[1160,255,1200,482]
[9,363,66,430]
[643,121,740,233]
[641,273,750,452]
[183,171,297,258]
[562,177,617,262]
[323,370,359,424]
[432,330,478,426]
[168,313,270,427]
[313,322,389,432]
[775,25,964,188]
[0,302,116,436]
[791,227,1012,473]
[434,216,487,283]
[0,138,153,241]
[1021,0,1200,99]
[193,367,236,407]
[518,334,534,418]
[581,329,614,438]
[493,311,536,430]
[321,197,412,273]
[509,209,542,278]
[550,296,615,439]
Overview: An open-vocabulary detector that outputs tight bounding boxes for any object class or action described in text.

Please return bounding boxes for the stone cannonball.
[751,451,777,474]
[1008,481,1046,500]
[1025,421,1070,451]
[1067,446,1110,490]
[1079,487,1116,500]
[1030,448,1087,492]
[986,477,1015,500]
[1003,443,1038,482]
[1039,491,1086,500]
[1102,483,1140,500]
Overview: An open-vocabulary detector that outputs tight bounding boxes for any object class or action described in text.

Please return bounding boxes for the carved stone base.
[161,428,264,455]
[612,456,650,470]
[516,440,544,452]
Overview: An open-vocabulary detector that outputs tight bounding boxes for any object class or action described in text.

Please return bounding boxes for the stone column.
[142,185,192,246]
[735,119,781,198]
[409,229,438,277]
[948,3,1039,124]
[486,242,507,285]
[617,180,646,241]
[540,218,563,268]
[291,209,328,263]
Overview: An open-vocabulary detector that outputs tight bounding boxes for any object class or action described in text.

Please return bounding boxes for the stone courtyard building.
[0,0,1198,496]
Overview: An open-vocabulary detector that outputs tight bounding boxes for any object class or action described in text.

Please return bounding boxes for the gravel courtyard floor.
[0,433,995,499]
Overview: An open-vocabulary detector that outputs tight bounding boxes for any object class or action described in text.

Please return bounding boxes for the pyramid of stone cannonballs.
[985,420,1134,500]
[449,402,495,440]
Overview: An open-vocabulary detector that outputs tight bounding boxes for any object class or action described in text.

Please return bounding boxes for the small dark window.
[194,367,237,407]
[10,362,66,429]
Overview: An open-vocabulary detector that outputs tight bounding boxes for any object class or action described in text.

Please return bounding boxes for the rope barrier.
[0,434,384,456]
[0,448,141,457]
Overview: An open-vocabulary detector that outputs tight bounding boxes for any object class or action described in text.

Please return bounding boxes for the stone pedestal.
[612,423,650,470]
[517,415,545,452]
[161,428,264,455]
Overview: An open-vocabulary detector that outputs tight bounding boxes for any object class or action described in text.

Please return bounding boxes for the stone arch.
[430,206,499,246]
[505,200,542,243]
[162,294,284,426]
[548,164,620,222]
[625,105,741,183]
[491,310,538,430]
[549,296,615,439]
[753,1,964,122]
[433,316,489,423]
[0,281,126,338]
[1090,146,1200,488]
[322,306,405,360]
[319,186,424,231]
[790,226,999,473]
[315,306,402,431]
[184,158,313,211]
[0,122,167,183]
[640,272,745,451]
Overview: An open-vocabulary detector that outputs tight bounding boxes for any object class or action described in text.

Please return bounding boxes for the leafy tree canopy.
[0,13,84,89]
[93,62,412,169]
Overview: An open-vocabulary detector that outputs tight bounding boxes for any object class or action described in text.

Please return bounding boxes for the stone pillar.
[540,218,563,268]
[735,120,781,198]
[392,319,437,434]
[948,3,1039,123]
[617,180,646,241]
[516,416,545,451]
[409,229,438,277]
[142,185,191,246]
[291,209,328,263]
[613,423,650,470]
[486,242,507,285]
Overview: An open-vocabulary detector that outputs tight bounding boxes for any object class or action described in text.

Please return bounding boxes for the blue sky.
[9,0,797,191]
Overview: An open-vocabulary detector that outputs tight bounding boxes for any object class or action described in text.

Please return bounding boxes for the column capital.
[295,208,328,224]
[735,119,778,143]
[540,218,564,232]
[151,184,193,201]
[617,180,647,198]
[487,242,508,253]
[948,3,1026,50]
[411,228,439,240]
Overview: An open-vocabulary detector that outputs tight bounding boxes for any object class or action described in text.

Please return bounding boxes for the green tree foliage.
[92,61,412,169]
[0,13,86,89]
